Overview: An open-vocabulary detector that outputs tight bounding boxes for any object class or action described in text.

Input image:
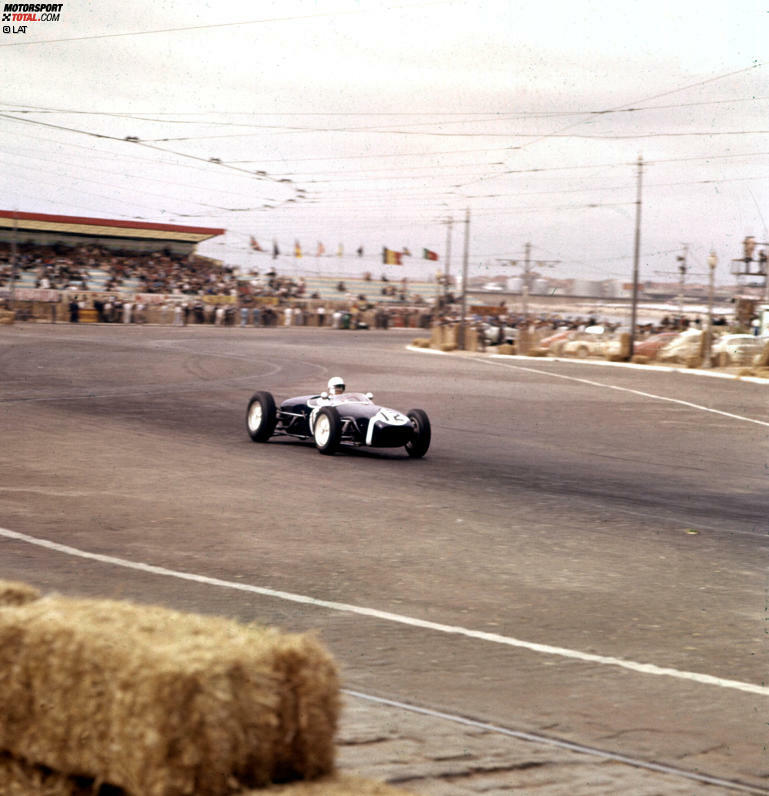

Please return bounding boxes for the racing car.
[245,387,431,457]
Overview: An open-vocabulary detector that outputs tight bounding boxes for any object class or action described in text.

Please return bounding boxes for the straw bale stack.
[0,579,41,606]
[756,340,769,368]
[0,595,339,796]
[260,774,415,794]
[0,751,92,796]
[0,309,15,325]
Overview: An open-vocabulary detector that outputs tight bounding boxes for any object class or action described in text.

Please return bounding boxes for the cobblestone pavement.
[336,694,762,795]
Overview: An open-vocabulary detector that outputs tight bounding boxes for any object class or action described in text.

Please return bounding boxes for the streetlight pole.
[629,155,643,359]
[704,251,718,366]
[676,244,688,322]
[522,241,531,320]
[443,216,453,304]
[458,207,470,350]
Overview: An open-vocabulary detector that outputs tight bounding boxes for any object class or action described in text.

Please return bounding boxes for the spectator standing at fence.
[68,297,79,323]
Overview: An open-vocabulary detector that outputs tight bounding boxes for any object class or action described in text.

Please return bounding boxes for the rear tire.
[405,409,431,458]
[246,391,277,442]
[314,406,342,454]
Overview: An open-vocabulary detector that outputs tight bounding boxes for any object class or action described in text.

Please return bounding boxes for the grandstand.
[288,275,442,304]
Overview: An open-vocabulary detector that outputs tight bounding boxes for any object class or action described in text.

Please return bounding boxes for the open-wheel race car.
[245,382,431,457]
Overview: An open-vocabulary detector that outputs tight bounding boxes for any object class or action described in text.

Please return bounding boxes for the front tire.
[314,406,342,455]
[246,391,277,442]
[405,409,431,458]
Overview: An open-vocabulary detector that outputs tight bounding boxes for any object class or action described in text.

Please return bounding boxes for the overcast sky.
[1,0,767,284]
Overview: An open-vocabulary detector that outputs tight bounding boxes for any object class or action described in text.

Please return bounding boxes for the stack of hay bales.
[0,309,15,325]
[0,585,343,795]
[606,333,631,362]
[756,339,769,368]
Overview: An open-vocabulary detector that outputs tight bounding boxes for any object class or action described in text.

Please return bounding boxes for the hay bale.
[630,354,650,365]
[527,348,548,357]
[497,344,515,356]
[261,773,416,794]
[737,368,756,378]
[756,340,769,368]
[0,580,41,607]
[0,596,339,796]
[438,342,457,352]
[684,355,701,368]
[410,338,430,348]
[0,752,91,796]
[0,310,15,325]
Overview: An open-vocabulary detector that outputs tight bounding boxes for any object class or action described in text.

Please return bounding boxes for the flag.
[382,247,403,266]
[357,245,364,257]
[423,248,439,261]
[272,240,279,259]
[294,240,302,258]
[402,247,412,256]
[337,243,344,257]
[250,236,263,252]
[316,241,325,256]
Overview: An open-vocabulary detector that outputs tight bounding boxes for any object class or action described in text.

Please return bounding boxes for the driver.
[327,376,345,395]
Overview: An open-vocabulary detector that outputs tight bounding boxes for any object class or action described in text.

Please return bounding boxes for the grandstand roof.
[0,210,224,244]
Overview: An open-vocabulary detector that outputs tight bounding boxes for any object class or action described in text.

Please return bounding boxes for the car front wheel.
[405,409,431,458]
[314,406,342,454]
[246,391,277,442]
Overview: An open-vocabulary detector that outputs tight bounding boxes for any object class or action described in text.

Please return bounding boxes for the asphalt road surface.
[1,323,768,794]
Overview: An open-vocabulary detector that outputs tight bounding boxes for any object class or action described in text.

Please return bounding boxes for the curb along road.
[406,345,769,385]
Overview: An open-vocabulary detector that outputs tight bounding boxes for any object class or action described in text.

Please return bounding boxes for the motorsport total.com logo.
[3,3,62,34]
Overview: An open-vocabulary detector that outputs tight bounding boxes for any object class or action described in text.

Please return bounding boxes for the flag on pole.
[423,248,439,261]
[357,245,364,257]
[294,240,302,258]
[382,247,403,265]
[272,240,280,259]
[316,241,325,256]
[250,236,264,252]
[402,247,412,256]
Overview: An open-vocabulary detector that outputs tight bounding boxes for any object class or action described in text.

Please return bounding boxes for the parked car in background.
[537,328,574,351]
[710,334,768,366]
[482,321,517,345]
[632,332,680,359]
[561,326,611,358]
[657,329,703,364]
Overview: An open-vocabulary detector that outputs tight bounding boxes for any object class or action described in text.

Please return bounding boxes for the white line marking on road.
[2,525,767,696]
[477,358,769,428]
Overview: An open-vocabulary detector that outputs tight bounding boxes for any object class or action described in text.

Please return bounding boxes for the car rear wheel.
[405,409,431,458]
[314,406,342,454]
[246,391,277,442]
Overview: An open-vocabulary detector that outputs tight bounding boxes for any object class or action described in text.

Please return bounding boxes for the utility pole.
[443,216,453,304]
[629,155,643,359]
[458,207,470,350]
[496,243,558,320]
[676,243,688,320]
[522,241,531,319]
[9,212,18,308]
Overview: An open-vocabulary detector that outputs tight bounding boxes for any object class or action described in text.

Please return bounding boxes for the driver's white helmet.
[327,376,345,395]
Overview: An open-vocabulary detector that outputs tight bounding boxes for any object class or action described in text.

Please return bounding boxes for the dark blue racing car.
[245,387,430,457]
